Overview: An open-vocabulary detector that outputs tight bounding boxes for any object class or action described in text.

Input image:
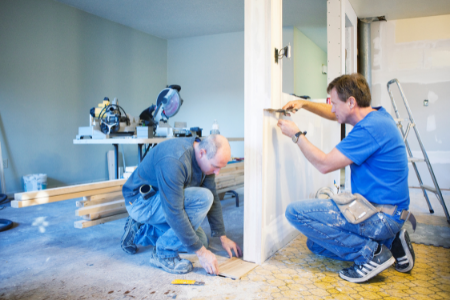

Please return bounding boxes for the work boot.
[149,247,193,274]
[121,216,142,254]
[339,245,395,283]
[391,229,415,272]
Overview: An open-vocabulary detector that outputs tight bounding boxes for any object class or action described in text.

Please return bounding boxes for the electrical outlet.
[2,159,8,169]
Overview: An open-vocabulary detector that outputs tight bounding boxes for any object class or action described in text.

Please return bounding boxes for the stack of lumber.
[215,161,244,197]
[74,190,128,229]
[11,179,127,229]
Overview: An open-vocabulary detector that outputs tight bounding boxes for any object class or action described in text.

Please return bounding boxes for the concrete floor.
[1,188,449,300]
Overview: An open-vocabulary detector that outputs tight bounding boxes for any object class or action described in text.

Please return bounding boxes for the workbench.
[73,137,244,179]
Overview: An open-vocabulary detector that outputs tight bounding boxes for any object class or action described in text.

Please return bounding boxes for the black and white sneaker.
[339,245,395,283]
[391,229,415,272]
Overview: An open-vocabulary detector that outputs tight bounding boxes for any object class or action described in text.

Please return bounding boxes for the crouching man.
[277,74,415,283]
[120,134,241,275]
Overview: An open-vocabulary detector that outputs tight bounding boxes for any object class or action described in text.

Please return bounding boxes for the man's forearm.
[302,101,337,121]
[297,135,329,174]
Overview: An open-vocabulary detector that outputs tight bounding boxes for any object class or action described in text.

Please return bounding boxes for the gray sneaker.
[339,245,395,283]
[121,216,141,254]
[149,248,193,274]
[391,229,415,272]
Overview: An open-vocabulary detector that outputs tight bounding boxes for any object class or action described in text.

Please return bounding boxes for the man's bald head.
[198,134,231,160]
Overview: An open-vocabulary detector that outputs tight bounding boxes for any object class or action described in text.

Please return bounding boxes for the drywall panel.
[167,31,244,157]
[327,0,343,82]
[244,0,277,264]
[396,14,450,43]
[371,17,450,190]
[282,27,295,95]
[262,94,340,259]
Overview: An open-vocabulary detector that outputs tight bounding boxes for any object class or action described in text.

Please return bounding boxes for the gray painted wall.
[0,0,167,194]
[167,32,245,158]
[371,18,450,190]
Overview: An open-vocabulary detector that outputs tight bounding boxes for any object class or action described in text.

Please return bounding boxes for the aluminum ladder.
[387,79,449,224]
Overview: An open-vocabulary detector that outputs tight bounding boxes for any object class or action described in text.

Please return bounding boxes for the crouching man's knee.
[184,187,214,210]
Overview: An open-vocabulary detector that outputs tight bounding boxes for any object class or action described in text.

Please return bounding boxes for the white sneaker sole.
[339,256,395,283]
[396,230,414,273]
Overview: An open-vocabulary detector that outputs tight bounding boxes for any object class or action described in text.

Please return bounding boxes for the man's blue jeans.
[126,187,213,258]
[285,199,404,265]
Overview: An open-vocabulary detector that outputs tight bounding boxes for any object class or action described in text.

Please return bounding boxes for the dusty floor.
[1,188,449,299]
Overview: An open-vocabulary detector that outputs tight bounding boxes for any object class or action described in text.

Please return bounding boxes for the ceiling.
[348,0,450,20]
[55,0,450,53]
[55,0,328,51]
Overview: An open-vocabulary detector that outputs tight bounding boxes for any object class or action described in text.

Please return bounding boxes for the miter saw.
[139,85,184,137]
[76,97,139,139]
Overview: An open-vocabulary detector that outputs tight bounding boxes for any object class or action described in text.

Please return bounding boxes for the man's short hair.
[199,134,222,159]
[327,73,371,107]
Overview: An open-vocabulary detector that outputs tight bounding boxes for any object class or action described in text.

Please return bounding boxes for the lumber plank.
[216,184,244,194]
[76,194,124,207]
[74,212,128,229]
[89,191,123,201]
[89,207,127,220]
[11,186,122,208]
[218,163,244,175]
[216,176,244,189]
[216,171,245,181]
[15,179,126,201]
[218,257,257,280]
[75,199,125,216]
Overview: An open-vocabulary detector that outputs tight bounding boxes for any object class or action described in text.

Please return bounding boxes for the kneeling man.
[121,134,241,275]
[277,74,415,283]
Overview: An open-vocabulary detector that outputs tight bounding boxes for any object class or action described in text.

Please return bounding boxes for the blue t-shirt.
[336,107,410,212]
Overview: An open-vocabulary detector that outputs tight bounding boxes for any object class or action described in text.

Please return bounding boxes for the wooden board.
[216,184,244,195]
[218,257,257,280]
[74,212,128,229]
[11,186,122,208]
[89,191,123,201]
[77,193,124,207]
[88,207,127,220]
[216,176,244,189]
[75,199,125,216]
[14,179,126,200]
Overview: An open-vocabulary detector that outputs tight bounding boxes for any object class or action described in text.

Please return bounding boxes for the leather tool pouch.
[332,193,379,224]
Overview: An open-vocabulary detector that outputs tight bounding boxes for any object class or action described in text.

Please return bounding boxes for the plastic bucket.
[23,174,47,192]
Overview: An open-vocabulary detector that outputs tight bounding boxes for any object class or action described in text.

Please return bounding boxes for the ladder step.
[394,118,409,123]
[421,185,437,193]
[408,157,425,163]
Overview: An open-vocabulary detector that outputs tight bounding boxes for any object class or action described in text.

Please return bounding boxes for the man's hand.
[220,236,242,258]
[277,119,300,138]
[282,100,305,115]
[196,246,219,275]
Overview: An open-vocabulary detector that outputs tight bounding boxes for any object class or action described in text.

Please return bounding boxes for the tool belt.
[332,192,416,230]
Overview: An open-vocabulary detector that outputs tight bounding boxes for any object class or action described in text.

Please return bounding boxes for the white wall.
[167,32,245,157]
[371,15,450,189]
[0,0,167,194]
[294,27,328,99]
[282,27,295,94]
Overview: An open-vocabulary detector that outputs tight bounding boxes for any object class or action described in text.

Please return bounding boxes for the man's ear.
[199,148,207,158]
[348,97,356,109]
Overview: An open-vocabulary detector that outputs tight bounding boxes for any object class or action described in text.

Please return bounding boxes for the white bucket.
[23,174,47,192]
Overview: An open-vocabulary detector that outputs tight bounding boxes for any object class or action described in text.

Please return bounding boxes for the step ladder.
[387,79,449,224]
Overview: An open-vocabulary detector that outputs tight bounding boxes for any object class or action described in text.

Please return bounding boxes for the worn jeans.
[285,198,404,265]
[126,187,213,258]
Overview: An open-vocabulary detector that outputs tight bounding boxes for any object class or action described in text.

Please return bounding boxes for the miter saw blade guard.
[139,85,183,136]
